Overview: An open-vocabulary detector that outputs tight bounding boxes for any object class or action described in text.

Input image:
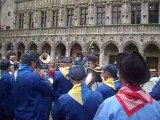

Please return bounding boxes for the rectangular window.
[131,4,141,24]
[112,5,121,24]
[149,3,159,23]
[8,12,11,16]
[52,10,58,27]
[19,13,24,29]
[6,26,10,30]
[67,9,74,26]
[28,12,34,28]
[80,7,88,25]
[97,6,105,25]
[41,11,47,28]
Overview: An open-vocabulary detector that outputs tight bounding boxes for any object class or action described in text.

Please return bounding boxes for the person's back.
[52,65,103,120]
[96,64,121,100]
[94,96,160,120]
[53,83,103,120]
[12,52,53,120]
[52,69,73,101]
[0,59,14,120]
[94,52,160,120]
[96,78,121,100]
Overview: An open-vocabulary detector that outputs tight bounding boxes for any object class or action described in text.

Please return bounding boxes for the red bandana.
[116,84,153,116]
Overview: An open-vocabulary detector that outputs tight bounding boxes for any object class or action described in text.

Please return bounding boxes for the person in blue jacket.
[94,52,160,120]
[0,59,14,120]
[150,80,160,101]
[11,51,53,120]
[52,65,103,120]
[96,64,121,100]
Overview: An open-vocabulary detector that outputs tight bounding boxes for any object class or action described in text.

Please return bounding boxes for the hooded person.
[0,59,14,120]
[94,51,160,120]
[10,51,53,120]
[96,64,121,100]
[52,65,103,120]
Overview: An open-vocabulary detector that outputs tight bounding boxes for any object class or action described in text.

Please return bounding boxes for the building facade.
[0,0,160,71]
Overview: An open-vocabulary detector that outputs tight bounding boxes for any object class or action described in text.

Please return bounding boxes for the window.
[8,12,11,16]
[149,3,159,23]
[41,11,47,28]
[80,7,88,25]
[52,10,58,27]
[67,9,74,26]
[6,26,10,30]
[112,5,121,24]
[97,6,105,25]
[131,4,141,24]
[19,13,24,29]
[28,12,34,28]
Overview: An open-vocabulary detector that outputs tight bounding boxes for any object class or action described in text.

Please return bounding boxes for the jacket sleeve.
[52,99,64,120]
[150,81,160,101]
[33,73,54,97]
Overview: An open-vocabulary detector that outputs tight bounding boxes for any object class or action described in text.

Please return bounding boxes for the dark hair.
[116,51,150,85]
[0,59,11,70]
[68,65,86,81]
[85,54,97,63]
[6,51,16,59]
[21,51,39,65]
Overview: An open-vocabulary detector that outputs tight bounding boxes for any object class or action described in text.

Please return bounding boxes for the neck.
[72,80,83,86]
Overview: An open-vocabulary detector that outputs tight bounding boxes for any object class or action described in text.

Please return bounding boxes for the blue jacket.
[96,78,121,100]
[52,83,103,120]
[94,96,160,120]
[150,81,160,101]
[0,71,14,120]
[52,69,73,101]
[11,64,53,120]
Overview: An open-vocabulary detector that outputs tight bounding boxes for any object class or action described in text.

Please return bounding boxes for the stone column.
[74,5,80,26]
[66,47,70,57]
[50,42,55,63]
[121,0,131,24]
[88,0,96,25]
[2,43,6,58]
[106,3,112,25]
[24,12,28,29]
[58,6,66,27]
[141,2,148,24]
[34,10,40,28]
[47,9,52,27]
[99,49,104,66]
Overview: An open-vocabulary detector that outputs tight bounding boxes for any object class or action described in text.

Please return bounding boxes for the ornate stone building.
[0,0,160,71]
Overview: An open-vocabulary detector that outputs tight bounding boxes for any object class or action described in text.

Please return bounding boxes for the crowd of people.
[0,50,160,120]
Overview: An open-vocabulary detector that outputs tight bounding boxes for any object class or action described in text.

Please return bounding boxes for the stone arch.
[41,42,51,55]
[55,43,66,62]
[123,41,140,53]
[104,42,119,64]
[144,41,160,51]
[70,43,82,59]
[123,41,139,53]
[85,41,100,63]
[144,42,160,71]
[27,42,38,52]
[5,42,14,51]
[69,41,83,51]
[17,43,25,61]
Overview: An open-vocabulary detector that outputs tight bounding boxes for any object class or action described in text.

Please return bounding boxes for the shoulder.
[54,71,64,80]
[97,84,113,91]
[58,94,73,105]
[90,90,103,98]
